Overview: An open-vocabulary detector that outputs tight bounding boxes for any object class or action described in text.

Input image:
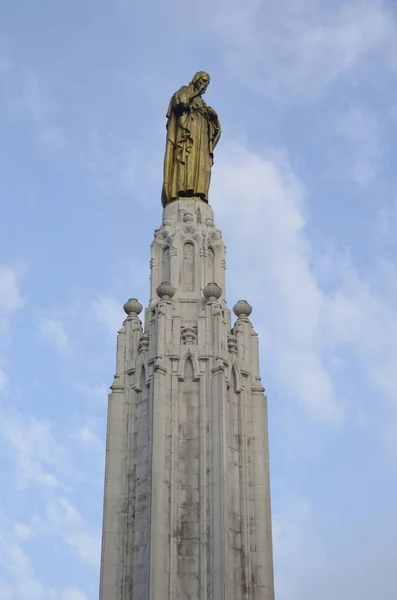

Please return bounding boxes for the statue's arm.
[171,86,193,114]
[207,106,221,147]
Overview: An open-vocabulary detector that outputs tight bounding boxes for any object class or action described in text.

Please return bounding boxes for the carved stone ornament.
[156,281,176,300]
[183,212,194,223]
[181,326,197,345]
[227,334,238,354]
[138,333,149,353]
[123,298,143,316]
[203,282,222,301]
[233,299,252,319]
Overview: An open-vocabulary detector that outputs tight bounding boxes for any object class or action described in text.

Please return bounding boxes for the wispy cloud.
[37,317,70,352]
[0,526,90,600]
[0,536,43,600]
[92,294,125,336]
[38,128,68,152]
[76,382,108,402]
[171,0,397,98]
[213,140,397,442]
[273,494,326,599]
[0,365,7,393]
[0,46,66,150]
[335,105,383,186]
[0,408,63,489]
[75,425,101,447]
[0,264,25,331]
[213,142,342,422]
[55,590,88,600]
[33,497,101,567]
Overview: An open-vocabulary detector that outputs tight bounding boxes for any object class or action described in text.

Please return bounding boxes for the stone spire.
[99,197,275,599]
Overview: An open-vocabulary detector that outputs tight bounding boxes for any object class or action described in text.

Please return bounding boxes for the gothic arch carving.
[227,360,243,393]
[207,246,215,282]
[180,231,202,246]
[177,348,200,382]
[162,246,171,282]
[181,241,195,291]
[132,356,149,391]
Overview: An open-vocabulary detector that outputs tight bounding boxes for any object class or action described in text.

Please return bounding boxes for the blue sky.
[1,0,397,598]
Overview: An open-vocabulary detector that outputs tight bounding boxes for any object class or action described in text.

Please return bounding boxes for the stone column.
[99,200,275,600]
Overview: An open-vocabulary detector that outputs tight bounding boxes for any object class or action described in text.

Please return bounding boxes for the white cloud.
[273,493,397,599]
[56,590,87,600]
[212,142,342,422]
[0,528,89,600]
[76,382,108,402]
[13,523,31,541]
[34,498,100,567]
[0,365,7,392]
[273,494,326,599]
[0,264,24,331]
[0,536,43,600]
[76,425,100,447]
[38,128,67,151]
[92,294,124,336]
[0,55,13,76]
[38,317,69,351]
[20,72,54,122]
[335,105,383,186]
[212,140,397,440]
[66,529,100,567]
[171,0,397,98]
[82,129,140,196]
[0,584,12,599]
[375,195,397,245]
[0,49,53,124]
[0,408,63,489]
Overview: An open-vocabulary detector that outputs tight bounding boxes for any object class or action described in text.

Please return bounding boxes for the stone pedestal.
[99,199,275,600]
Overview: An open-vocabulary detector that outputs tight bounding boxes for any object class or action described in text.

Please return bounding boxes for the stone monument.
[99,72,275,600]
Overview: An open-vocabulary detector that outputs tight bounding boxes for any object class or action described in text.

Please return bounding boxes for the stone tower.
[99,197,275,599]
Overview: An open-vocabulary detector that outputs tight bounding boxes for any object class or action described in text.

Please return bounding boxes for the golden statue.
[161,71,221,207]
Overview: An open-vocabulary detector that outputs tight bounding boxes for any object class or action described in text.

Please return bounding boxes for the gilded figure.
[161,71,221,206]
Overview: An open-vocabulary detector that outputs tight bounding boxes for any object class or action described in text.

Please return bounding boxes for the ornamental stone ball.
[203,282,222,301]
[233,300,252,318]
[123,298,143,316]
[156,281,176,300]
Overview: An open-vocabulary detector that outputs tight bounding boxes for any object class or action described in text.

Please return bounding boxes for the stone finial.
[181,326,197,345]
[227,334,238,354]
[203,282,222,301]
[233,300,252,319]
[156,281,176,300]
[138,333,149,353]
[123,298,143,316]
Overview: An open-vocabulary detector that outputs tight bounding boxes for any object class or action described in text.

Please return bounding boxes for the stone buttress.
[99,199,275,600]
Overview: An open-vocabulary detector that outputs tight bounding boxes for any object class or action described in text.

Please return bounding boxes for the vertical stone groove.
[182,242,195,291]
[228,370,243,599]
[177,358,200,599]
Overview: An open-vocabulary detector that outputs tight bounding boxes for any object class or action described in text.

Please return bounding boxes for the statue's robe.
[161,85,221,206]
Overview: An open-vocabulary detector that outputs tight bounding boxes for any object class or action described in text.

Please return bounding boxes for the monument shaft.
[99,199,275,599]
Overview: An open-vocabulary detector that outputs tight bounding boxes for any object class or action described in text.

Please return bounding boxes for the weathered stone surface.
[99,199,275,600]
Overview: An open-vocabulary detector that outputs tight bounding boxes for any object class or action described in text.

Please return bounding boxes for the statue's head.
[191,71,210,95]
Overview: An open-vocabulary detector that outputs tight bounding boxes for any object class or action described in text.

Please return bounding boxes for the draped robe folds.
[161,85,221,206]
